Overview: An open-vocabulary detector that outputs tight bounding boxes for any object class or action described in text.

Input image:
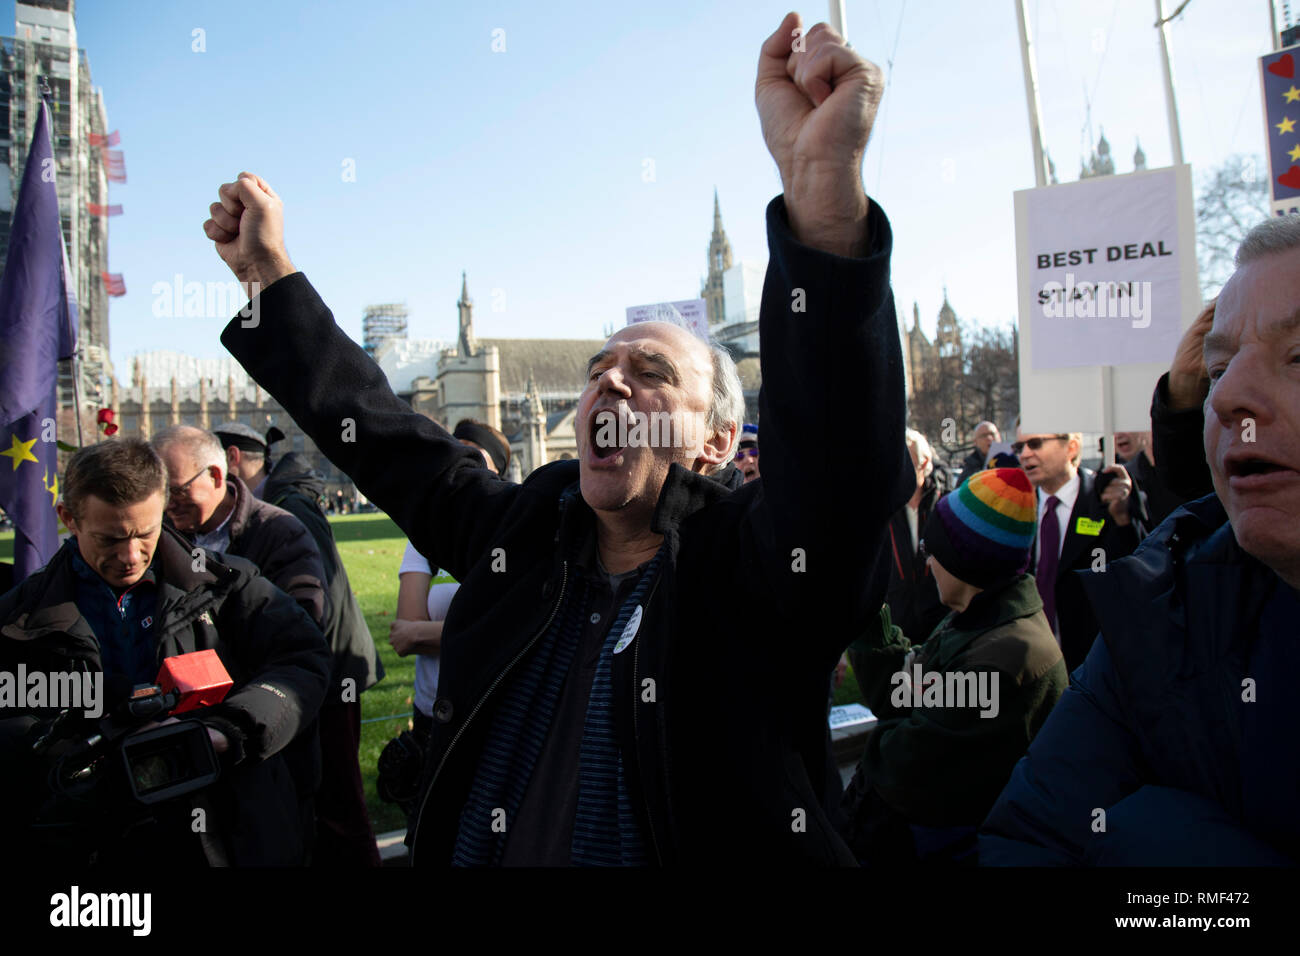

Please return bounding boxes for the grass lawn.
[330,513,415,835]
[1,517,866,837]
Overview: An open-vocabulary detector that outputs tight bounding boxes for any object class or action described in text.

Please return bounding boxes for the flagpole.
[1155,0,1186,167]
[37,77,84,449]
[1269,0,1281,50]
[828,0,847,39]
[1015,0,1049,188]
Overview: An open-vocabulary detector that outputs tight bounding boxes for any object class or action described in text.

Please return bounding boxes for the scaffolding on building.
[362,303,409,357]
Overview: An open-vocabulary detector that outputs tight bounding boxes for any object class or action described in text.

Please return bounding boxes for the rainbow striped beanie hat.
[923,467,1036,588]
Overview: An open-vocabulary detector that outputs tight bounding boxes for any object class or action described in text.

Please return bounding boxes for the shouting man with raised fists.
[204,12,913,866]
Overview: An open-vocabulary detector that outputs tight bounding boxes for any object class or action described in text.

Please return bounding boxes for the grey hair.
[707,343,746,471]
[1235,214,1300,266]
[151,424,228,477]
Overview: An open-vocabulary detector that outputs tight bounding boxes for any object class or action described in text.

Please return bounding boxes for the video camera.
[28,651,233,834]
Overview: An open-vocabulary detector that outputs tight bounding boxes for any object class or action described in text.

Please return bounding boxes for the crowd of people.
[0,12,1295,868]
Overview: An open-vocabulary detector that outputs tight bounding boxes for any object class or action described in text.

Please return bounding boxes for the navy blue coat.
[980,495,1296,865]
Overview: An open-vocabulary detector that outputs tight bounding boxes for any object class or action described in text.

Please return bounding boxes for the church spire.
[457,270,477,357]
[701,189,734,326]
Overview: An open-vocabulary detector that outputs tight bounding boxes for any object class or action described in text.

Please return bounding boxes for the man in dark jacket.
[1014,427,1144,672]
[981,215,1300,865]
[202,13,912,866]
[152,423,329,857]
[0,438,330,866]
[216,421,385,866]
[958,421,1000,483]
[883,429,947,641]
[1149,300,1217,503]
[152,425,327,628]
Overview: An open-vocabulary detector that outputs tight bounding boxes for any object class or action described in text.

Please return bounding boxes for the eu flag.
[1259,45,1300,215]
[0,98,79,582]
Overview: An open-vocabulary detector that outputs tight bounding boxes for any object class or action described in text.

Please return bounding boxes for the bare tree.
[1196,154,1269,298]
[907,318,1019,474]
[962,321,1019,435]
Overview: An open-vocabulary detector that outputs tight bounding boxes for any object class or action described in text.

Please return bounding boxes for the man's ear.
[1067,437,1082,466]
[56,502,76,536]
[694,421,738,473]
[209,463,226,489]
[226,446,240,472]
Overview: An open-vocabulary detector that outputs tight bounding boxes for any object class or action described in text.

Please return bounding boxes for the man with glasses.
[735,423,760,483]
[152,425,331,859]
[960,421,1001,482]
[152,425,327,630]
[1013,424,1143,673]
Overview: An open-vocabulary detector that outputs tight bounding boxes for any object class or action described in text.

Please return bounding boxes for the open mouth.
[1227,457,1290,478]
[589,409,628,461]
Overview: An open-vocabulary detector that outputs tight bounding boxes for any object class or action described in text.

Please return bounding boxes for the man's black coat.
[0,526,331,865]
[220,196,914,865]
[1026,468,1142,672]
[883,475,946,641]
[262,452,384,696]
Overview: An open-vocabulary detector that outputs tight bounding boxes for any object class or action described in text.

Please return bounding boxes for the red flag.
[102,149,126,184]
[100,272,126,296]
[86,202,123,217]
[88,130,120,147]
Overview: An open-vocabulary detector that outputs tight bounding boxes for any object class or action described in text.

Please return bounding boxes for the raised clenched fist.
[755,12,884,256]
[203,172,296,291]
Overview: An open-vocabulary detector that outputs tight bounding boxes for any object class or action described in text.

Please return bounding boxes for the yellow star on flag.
[43,470,58,508]
[1,433,39,471]
[1286,86,1300,104]
[1290,144,1300,162]
[1277,116,1297,135]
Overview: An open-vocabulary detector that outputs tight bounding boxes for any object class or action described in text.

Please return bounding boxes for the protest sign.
[1014,165,1199,434]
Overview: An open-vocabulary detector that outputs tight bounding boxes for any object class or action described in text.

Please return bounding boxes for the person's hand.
[389,619,425,657]
[755,12,882,257]
[1168,300,1215,411]
[133,716,228,754]
[202,172,296,291]
[834,653,849,689]
[1099,465,1134,526]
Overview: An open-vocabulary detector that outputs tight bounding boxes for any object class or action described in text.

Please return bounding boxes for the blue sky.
[25,0,1278,375]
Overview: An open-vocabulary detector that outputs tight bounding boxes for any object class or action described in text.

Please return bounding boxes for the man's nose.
[596,363,632,396]
[1208,348,1269,432]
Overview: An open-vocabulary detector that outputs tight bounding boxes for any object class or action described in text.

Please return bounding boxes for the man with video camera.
[0,438,330,866]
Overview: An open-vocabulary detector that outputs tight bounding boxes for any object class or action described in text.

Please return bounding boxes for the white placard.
[1015,165,1200,434]
[625,298,709,341]
[828,703,876,731]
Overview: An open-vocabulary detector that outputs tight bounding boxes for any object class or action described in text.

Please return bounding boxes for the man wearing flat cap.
[214,420,386,867]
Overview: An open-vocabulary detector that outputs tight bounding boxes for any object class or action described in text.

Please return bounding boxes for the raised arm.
[750,14,915,638]
[203,175,518,581]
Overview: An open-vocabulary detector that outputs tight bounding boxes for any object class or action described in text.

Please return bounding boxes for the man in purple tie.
[1014,426,1143,672]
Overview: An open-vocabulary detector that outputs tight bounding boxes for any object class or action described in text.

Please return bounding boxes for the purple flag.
[0,99,79,580]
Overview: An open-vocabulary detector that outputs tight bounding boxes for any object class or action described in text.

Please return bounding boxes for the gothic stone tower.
[701,189,733,328]
[437,273,502,430]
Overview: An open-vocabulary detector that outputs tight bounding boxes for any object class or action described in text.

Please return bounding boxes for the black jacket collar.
[553,461,744,560]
